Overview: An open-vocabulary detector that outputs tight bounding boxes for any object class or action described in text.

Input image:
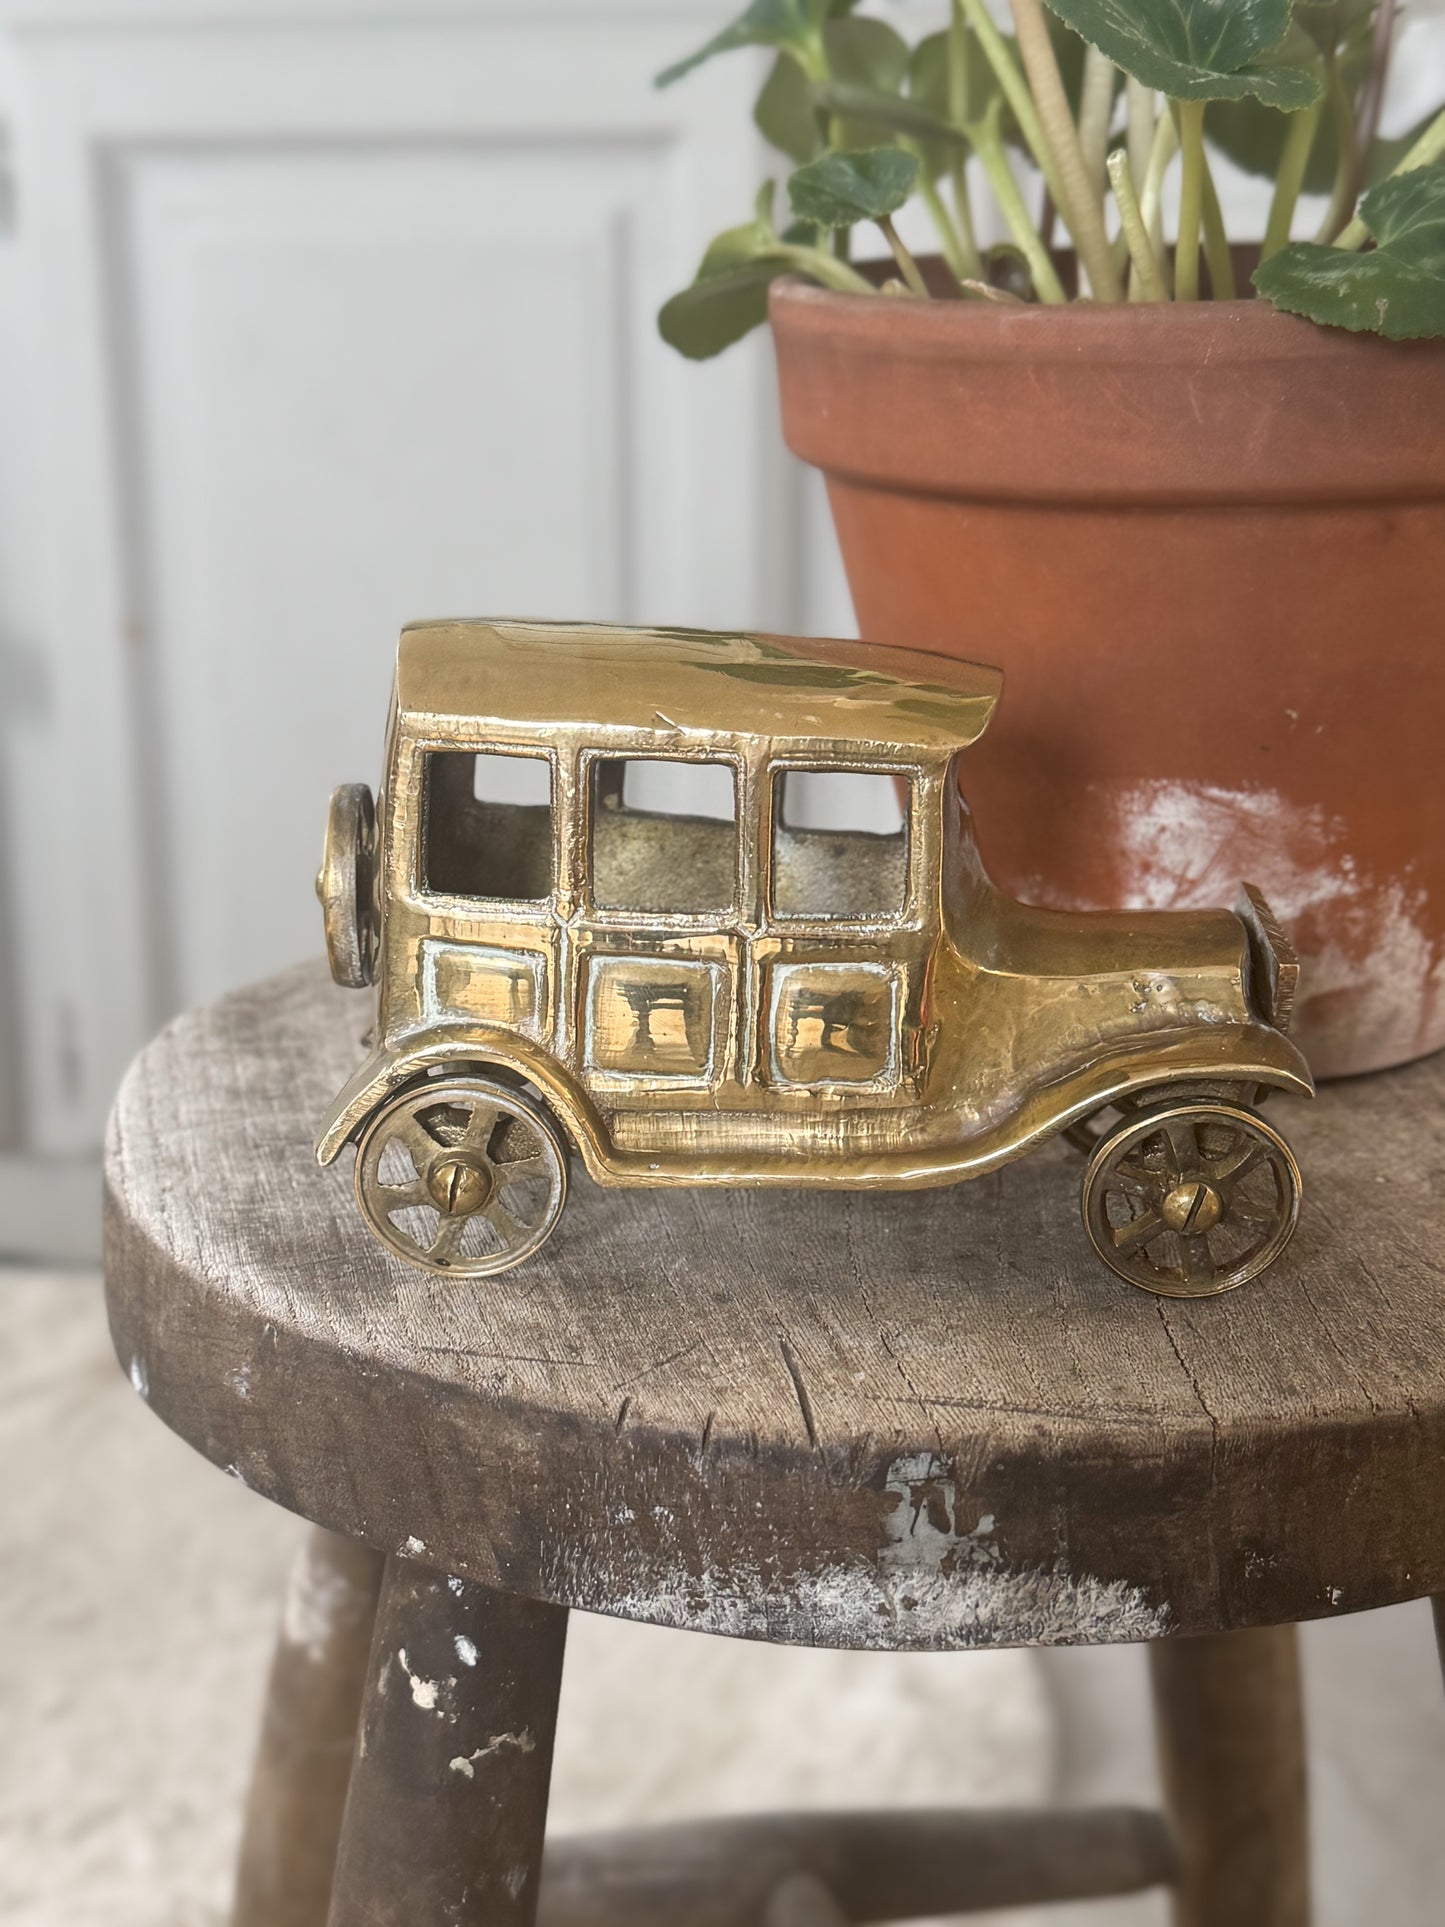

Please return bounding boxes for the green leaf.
[788,146,920,227]
[1040,0,1323,107]
[754,17,912,162]
[1253,167,1445,340]
[755,51,819,162]
[659,260,793,359]
[657,0,825,89]
[909,27,1007,132]
[827,14,911,91]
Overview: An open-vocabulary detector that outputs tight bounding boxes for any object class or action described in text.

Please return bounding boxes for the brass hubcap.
[426,1153,493,1217]
[1161,1179,1223,1235]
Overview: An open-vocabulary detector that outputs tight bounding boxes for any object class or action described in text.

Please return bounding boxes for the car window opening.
[592,757,737,914]
[773,768,909,919]
[423,750,553,900]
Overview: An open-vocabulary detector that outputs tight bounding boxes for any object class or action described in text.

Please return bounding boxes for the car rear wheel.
[355,1075,568,1276]
[1081,1099,1301,1298]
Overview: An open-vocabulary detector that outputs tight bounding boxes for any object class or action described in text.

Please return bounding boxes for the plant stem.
[951,161,982,270]
[946,0,983,275]
[916,162,982,284]
[1009,0,1123,299]
[1335,107,1445,248]
[948,0,971,118]
[971,107,1069,303]
[1126,77,1155,195]
[1138,105,1179,291]
[957,0,1065,209]
[876,216,931,297]
[1077,45,1117,198]
[1314,54,1358,242]
[1346,0,1398,215]
[1199,150,1235,298]
[1261,103,1321,261]
[1174,99,1206,302]
[775,245,875,294]
[1107,148,1167,301]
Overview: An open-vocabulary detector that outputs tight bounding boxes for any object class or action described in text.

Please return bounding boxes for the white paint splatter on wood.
[398,1646,454,1714]
[455,1635,478,1667]
[402,1535,427,1557]
[548,1453,1168,1649]
[448,1730,536,1779]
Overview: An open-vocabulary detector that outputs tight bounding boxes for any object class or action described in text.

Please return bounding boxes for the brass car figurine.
[316,619,1310,1298]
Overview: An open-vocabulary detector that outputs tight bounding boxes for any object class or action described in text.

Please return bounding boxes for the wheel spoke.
[1180,1233,1216,1285]
[495,1150,548,1186]
[483,1195,531,1246]
[427,1214,468,1264]
[462,1102,503,1152]
[1113,1208,1163,1253]
[1215,1138,1265,1184]
[394,1112,445,1174]
[1160,1118,1198,1178]
[375,1179,430,1216]
[1109,1164,1159,1203]
[1228,1192,1280,1228]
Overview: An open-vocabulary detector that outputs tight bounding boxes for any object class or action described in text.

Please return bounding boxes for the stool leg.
[232,1527,385,1927]
[326,1559,568,1927]
[1149,1625,1309,1927]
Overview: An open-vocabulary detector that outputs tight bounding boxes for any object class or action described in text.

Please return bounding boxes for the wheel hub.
[425,1153,493,1217]
[1161,1178,1223,1235]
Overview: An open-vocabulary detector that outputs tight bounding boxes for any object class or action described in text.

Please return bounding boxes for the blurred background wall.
[0,0,862,1258]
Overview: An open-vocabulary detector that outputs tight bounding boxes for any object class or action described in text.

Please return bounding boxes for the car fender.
[314,1024,610,1176]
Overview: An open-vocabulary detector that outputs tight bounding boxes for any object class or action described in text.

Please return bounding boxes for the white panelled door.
[0,1,830,1181]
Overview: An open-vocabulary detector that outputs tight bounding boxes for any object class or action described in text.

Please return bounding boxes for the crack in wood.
[779,1337,819,1451]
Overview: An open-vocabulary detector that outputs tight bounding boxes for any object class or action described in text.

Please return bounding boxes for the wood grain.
[104,962,1445,1646]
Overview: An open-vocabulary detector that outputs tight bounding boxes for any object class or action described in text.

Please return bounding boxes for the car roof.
[396,619,1001,755]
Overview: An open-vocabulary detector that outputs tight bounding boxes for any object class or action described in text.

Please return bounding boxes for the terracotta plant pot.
[771,278,1445,1080]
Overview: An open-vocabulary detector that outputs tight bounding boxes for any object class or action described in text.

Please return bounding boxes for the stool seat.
[105,961,1445,1650]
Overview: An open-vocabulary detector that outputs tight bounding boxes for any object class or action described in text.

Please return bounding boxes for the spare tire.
[316,783,378,988]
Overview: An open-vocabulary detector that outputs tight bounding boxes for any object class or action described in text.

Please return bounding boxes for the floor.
[4,1269,1445,1925]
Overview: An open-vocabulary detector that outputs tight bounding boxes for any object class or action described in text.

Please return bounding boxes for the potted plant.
[655,0,1445,1080]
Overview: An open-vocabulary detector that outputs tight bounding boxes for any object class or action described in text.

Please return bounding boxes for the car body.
[317,619,1310,1294]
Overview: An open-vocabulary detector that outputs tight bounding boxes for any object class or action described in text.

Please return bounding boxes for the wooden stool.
[103,964,1445,1927]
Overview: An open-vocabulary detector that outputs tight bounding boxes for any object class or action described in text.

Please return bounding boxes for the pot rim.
[768,272,1443,370]
[768,273,1445,505]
